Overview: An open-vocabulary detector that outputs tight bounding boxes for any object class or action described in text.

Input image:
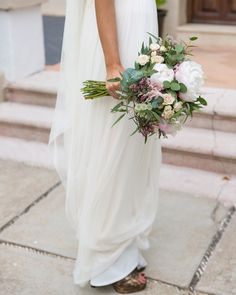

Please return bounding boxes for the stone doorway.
[188,0,236,25]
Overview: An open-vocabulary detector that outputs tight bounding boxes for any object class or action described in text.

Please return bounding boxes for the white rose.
[136,54,150,66]
[151,51,157,57]
[160,46,167,52]
[163,105,174,120]
[150,43,160,51]
[151,55,164,64]
[173,101,183,111]
[162,93,175,105]
[175,61,204,102]
[150,63,175,88]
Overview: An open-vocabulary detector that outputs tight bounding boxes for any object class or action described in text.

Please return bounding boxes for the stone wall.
[42,0,66,16]
[0,0,46,81]
[162,0,187,37]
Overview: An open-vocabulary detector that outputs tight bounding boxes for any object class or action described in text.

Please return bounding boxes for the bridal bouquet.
[81,34,207,142]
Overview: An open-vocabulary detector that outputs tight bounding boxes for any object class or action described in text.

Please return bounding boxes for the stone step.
[0,134,234,207]
[0,102,52,143]
[0,136,53,169]
[186,87,236,133]
[162,126,236,175]
[5,71,58,107]
[0,101,235,176]
[177,24,236,49]
[5,71,236,134]
[160,164,236,208]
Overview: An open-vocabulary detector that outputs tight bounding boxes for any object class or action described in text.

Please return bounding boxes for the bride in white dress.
[49,0,162,292]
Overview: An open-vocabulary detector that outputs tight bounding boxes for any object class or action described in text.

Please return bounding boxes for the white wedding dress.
[49,0,161,287]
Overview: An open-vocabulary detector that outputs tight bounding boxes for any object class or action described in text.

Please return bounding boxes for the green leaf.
[111,113,126,127]
[107,77,121,83]
[198,96,208,106]
[176,53,185,61]
[122,68,144,83]
[156,96,164,104]
[179,83,187,93]
[170,82,181,91]
[147,32,159,42]
[149,37,152,46]
[141,42,145,53]
[163,81,171,89]
[151,99,158,109]
[151,111,161,121]
[175,44,184,53]
[130,126,139,136]
[190,36,198,41]
[111,101,124,113]
[134,62,140,70]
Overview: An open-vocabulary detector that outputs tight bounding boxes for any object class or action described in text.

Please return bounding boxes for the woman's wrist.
[106,62,123,71]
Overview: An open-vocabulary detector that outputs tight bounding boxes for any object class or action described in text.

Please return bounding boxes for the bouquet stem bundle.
[82,80,108,99]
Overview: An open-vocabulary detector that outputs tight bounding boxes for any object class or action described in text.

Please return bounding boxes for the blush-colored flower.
[162,105,174,120]
[162,93,175,105]
[173,101,183,111]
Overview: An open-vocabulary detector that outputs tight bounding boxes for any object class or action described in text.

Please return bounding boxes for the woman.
[49,0,162,293]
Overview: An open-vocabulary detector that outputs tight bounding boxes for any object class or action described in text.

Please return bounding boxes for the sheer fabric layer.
[49,0,161,287]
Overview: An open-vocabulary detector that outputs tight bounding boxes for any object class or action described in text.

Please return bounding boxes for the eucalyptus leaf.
[180,83,187,93]
[170,82,181,91]
[156,96,164,104]
[163,81,171,89]
[151,99,159,109]
[123,68,144,83]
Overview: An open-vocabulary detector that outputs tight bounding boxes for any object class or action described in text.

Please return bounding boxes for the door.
[188,0,236,25]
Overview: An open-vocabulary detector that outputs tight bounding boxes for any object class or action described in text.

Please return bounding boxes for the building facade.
[164,0,236,48]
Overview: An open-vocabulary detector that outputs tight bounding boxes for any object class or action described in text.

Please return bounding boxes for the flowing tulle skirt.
[59,0,161,286]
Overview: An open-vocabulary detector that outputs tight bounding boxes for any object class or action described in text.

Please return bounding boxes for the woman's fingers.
[106,81,120,99]
[105,64,125,99]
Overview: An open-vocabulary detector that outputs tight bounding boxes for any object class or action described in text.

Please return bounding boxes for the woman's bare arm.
[95,0,124,98]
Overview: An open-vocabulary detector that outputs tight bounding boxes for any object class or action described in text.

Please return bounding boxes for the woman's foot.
[112,269,147,294]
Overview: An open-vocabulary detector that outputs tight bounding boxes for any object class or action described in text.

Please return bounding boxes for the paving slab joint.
[0,238,74,261]
[188,206,235,292]
[148,277,214,295]
[0,181,61,233]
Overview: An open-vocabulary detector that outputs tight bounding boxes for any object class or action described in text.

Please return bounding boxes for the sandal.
[112,268,147,294]
[135,266,146,273]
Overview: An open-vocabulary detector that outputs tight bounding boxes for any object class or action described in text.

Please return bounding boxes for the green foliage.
[156,0,167,7]
[190,36,198,41]
[197,96,208,106]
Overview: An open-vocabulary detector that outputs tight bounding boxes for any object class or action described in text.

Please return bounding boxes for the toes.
[137,273,147,284]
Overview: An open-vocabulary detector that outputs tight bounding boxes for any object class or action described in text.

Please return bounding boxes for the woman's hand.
[106,64,125,99]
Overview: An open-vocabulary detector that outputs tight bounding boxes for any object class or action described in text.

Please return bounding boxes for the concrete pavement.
[0,159,235,295]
